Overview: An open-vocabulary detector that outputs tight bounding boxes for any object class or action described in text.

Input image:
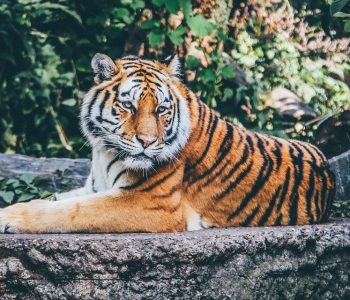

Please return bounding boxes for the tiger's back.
[182,101,335,227]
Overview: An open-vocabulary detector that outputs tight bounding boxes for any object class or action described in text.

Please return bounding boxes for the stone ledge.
[0,219,350,299]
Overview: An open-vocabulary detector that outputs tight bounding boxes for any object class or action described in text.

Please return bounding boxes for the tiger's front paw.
[0,201,42,233]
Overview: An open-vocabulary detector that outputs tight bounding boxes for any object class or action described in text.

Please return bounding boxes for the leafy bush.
[0,0,349,158]
[330,0,350,33]
[0,174,51,207]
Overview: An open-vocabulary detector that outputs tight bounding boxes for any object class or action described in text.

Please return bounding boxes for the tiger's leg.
[0,190,185,233]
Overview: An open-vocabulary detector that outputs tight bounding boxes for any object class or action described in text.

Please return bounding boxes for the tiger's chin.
[123,155,155,171]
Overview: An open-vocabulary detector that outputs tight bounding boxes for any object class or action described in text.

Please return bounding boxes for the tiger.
[0,53,335,233]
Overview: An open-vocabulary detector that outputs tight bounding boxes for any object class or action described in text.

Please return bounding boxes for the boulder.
[0,153,90,192]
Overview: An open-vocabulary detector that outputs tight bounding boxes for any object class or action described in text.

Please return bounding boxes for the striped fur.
[0,54,335,233]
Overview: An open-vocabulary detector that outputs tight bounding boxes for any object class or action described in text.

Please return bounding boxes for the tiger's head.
[81,53,191,170]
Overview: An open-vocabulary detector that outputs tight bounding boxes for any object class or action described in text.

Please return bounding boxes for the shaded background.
[0,0,350,159]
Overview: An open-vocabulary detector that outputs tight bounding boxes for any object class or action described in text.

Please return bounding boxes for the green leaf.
[17,193,36,202]
[32,3,82,24]
[330,0,349,14]
[149,30,165,47]
[180,0,192,19]
[19,174,35,184]
[140,20,160,30]
[0,191,14,204]
[62,99,77,107]
[221,66,235,79]
[113,8,134,24]
[199,69,216,83]
[187,15,215,37]
[130,0,145,10]
[333,11,350,17]
[186,55,201,69]
[167,25,186,45]
[6,179,19,186]
[345,20,350,31]
[223,88,234,102]
[152,0,165,7]
[165,0,180,13]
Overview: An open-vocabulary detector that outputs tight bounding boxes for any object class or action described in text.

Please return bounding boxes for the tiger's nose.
[136,135,157,149]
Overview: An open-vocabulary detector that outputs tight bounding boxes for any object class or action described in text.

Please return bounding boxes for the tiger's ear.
[164,54,181,78]
[91,53,116,84]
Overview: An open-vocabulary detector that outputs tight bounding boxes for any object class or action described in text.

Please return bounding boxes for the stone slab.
[0,219,349,299]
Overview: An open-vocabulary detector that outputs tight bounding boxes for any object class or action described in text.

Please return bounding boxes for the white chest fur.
[89,149,129,193]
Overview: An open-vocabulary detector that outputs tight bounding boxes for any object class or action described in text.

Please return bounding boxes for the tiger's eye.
[122,101,133,109]
[157,106,167,114]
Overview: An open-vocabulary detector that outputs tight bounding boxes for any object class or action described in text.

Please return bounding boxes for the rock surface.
[0,153,90,192]
[329,149,350,200]
[0,220,349,299]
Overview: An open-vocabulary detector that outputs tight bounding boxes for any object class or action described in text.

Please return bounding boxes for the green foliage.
[0,0,349,159]
[330,0,350,32]
[0,175,51,207]
[332,199,350,217]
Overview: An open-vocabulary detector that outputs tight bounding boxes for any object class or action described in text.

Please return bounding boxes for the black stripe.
[87,89,101,115]
[206,109,213,134]
[91,175,97,193]
[189,123,233,186]
[276,167,291,211]
[121,84,140,97]
[164,96,181,144]
[120,176,149,190]
[144,70,164,82]
[214,160,254,201]
[274,213,283,225]
[315,190,321,221]
[305,169,315,224]
[86,120,103,137]
[96,117,119,126]
[227,134,274,221]
[195,102,206,142]
[125,61,168,77]
[258,185,282,226]
[127,69,145,78]
[99,90,110,117]
[165,94,176,137]
[107,157,120,173]
[185,115,219,175]
[113,170,127,186]
[288,143,304,225]
[154,184,181,199]
[141,168,178,192]
[199,159,231,189]
[240,205,260,226]
[272,140,282,171]
[271,136,283,147]
[221,138,250,183]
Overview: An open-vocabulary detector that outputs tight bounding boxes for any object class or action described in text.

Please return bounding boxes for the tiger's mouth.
[132,153,152,159]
